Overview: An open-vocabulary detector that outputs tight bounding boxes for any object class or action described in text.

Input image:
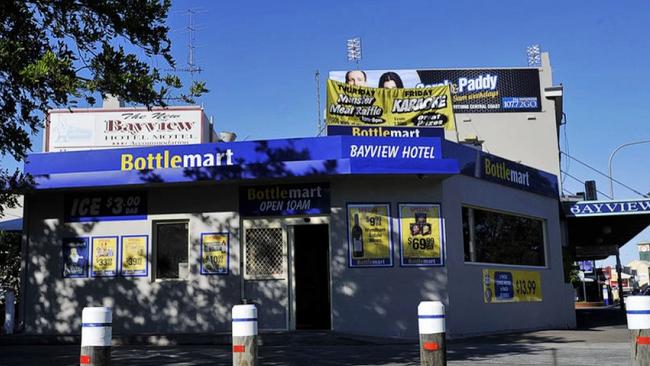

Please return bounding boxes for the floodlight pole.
[608,140,650,199]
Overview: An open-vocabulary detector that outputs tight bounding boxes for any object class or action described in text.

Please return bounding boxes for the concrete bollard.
[80,307,112,366]
[3,288,15,335]
[418,301,446,366]
[232,304,258,366]
[626,296,650,365]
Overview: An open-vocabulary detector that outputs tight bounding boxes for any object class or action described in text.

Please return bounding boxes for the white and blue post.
[80,307,112,366]
[3,287,15,335]
[232,304,258,366]
[627,296,650,365]
[418,301,446,366]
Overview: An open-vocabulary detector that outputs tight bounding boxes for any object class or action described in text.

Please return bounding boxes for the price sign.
[200,233,229,275]
[64,191,147,222]
[120,235,148,277]
[398,203,444,267]
[483,269,542,303]
[347,203,393,268]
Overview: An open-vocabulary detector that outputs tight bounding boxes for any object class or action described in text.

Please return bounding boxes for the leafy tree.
[0,0,207,214]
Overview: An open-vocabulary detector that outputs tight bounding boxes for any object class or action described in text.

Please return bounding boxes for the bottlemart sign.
[239,183,330,216]
[347,203,393,267]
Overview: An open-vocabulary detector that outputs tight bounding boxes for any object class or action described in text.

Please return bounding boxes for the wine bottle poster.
[347,203,393,267]
[398,203,445,267]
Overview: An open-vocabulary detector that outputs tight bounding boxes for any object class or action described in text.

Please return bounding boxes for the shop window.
[154,221,189,279]
[245,227,285,279]
[462,206,545,266]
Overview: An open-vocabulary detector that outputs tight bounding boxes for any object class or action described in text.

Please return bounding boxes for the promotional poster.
[327,79,456,131]
[91,236,118,277]
[482,269,542,303]
[347,203,393,267]
[398,204,444,266]
[329,68,541,114]
[62,237,89,278]
[120,235,148,277]
[201,233,229,275]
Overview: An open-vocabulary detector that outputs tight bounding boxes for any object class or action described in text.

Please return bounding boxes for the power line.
[561,169,613,200]
[560,151,647,198]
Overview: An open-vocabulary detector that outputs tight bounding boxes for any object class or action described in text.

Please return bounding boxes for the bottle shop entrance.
[293,224,331,330]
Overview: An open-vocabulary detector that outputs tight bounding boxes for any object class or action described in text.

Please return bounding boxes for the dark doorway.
[294,224,331,330]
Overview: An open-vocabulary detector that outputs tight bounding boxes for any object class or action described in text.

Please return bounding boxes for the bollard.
[602,285,610,306]
[80,307,112,366]
[626,296,650,365]
[418,301,446,366]
[232,304,258,366]
[3,288,15,335]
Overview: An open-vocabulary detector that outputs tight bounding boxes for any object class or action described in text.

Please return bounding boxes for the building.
[18,54,577,338]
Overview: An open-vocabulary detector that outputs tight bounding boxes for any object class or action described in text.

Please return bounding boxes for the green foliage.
[0,0,207,214]
[0,231,21,296]
[562,247,581,286]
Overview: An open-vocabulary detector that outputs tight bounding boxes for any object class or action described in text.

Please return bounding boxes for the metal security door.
[242,219,289,330]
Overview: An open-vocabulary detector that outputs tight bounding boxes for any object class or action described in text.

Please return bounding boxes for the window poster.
[120,235,148,277]
[91,236,118,277]
[347,203,393,267]
[200,233,229,275]
[62,237,89,278]
[482,269,542,303]
[398,203,444,267]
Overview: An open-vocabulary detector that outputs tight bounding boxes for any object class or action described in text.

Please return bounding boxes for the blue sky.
[4,0,650,265]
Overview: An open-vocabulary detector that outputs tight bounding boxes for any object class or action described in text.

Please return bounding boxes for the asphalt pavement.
[0,307,632,366]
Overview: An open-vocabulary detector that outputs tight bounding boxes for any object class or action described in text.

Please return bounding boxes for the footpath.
[0,307,630,366]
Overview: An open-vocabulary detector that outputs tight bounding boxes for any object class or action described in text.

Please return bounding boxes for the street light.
[608,140,650,198]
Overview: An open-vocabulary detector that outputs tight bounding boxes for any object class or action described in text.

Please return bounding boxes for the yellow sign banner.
[91,236,118,277]
[121,235,147,276]
[347,203,392,267]
[201,233,229,275]
[326,79,456,131]
[482,269,542,303]
[399,204,444,266]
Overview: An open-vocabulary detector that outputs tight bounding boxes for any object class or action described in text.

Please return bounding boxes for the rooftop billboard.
[329,68,541,114]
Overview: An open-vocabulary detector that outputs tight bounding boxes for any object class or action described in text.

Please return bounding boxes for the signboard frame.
[90,235,119,277]
[200,232,230,275]
[397,203,445,267]
[62,236,89,278]
[119,235,149,277]
[482,268,542,303]
[346,202,394,268]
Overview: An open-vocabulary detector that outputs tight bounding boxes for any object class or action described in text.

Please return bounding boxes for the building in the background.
[639,242,650,261]
[628,259,650,288]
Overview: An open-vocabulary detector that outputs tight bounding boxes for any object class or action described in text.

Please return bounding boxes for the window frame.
[461,204,548,269]
[152,219,191,281]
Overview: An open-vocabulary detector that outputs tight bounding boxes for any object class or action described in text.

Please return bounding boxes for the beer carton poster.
[347,203,393,267]
[326,79,456,131]
[62,237,89,278]
[200,233,229,275]
[120,235,148,277]
[482,269,542,303]
[398,203,445,267]
[91,236,118,277]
